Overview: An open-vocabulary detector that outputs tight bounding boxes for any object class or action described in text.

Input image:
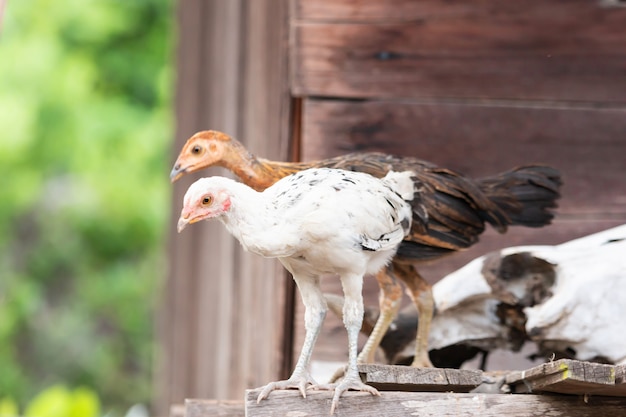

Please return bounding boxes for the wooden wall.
[291,0,626,102]
[290,0,626,368]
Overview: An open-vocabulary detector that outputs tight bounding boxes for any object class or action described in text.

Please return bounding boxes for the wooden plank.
[297,97,626,368]
[506,360,626,396]
[290,1,626,101]
[232,0,295,394]
[185,399,245,417]
[358,364,482,392]
[245,389,626,417]
[157,0,292,415]
[616,365,626,394]
[156,0,207,412]
[293,0,480,22]
[294,0,626,22]
[301,98,626,215]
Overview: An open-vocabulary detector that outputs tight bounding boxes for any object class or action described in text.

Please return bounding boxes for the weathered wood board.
[244,389,626,417]
[291,0,626,101]
[617,364,626,386]
[177,361,626,416]
[297,96,626,369]
[293,0,626,22]
[358,364,482,392]
[301,98,626,215]
[506,360,626,397]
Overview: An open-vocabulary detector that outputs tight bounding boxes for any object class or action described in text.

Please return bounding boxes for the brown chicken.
[170,130,562,369]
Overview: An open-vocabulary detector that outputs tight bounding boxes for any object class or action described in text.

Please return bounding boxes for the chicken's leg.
[392,262,434,367]
[357,267,403,364]
[257,275,326,402]
[329,266,403,382]
[319,273,380,414]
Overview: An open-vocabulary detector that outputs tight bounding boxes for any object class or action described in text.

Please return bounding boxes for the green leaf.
[22,386,101,417]
[68,387,100,417]
[23,385,70,417]
[0,397,19,417]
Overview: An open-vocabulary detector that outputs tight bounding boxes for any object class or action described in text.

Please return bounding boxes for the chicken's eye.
[201,196,212,206]
[192,145,202,154]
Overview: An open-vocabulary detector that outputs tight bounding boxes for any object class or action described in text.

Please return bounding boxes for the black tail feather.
[478,165,562,229]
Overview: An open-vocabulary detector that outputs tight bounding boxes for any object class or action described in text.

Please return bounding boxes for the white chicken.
[177,167,420,414]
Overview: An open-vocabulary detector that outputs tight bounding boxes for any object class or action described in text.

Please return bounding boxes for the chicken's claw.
[313,376,380,414]
[256,373,318,403]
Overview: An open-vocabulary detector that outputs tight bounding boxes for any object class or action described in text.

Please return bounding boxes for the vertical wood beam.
[156,0,292,414]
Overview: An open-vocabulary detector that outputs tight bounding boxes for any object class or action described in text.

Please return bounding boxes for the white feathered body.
[179,167,418,410]
[203,168,415,277]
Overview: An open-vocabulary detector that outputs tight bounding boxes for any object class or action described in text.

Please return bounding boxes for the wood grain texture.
[359,364,482,392]
[157,0,292,414]
[293,0,626,22]
[296,97,625,369]
[616,365,626,395]
[506,360,626,396]
[301,98,626,216]
[293,0,480,21]
[245,389,626,417]
[291,0,626,101]
[178,363,626,416]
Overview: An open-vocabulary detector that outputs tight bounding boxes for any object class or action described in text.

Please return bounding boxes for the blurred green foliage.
[0,0,172,414]
[22,385,100,417]
[0,396,19,416]
[1,385,101,417]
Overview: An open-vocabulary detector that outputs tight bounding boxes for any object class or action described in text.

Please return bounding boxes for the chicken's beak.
[170,163,185,183]
[177,210,204,232]
[177,216,190,233]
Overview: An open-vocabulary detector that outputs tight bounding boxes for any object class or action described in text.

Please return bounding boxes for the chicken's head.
[177,178,232,232]
[170,130,233,182]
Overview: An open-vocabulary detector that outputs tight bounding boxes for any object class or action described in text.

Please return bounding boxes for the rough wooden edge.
[358,364,483,392]
[505,359,626,396]
[185,399,245,417]
[616,364,626,384]
[245,389,626,417]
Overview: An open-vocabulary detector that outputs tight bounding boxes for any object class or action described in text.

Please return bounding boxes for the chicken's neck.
[216,182,284,256]
[222,140,325,191]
